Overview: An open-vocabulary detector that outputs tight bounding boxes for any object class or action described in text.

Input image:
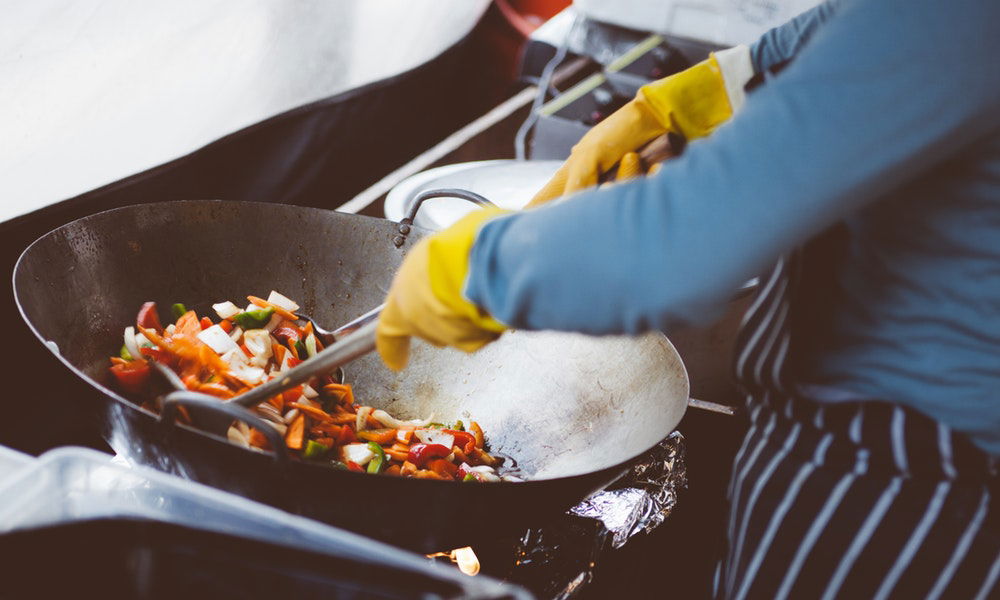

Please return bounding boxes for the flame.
[426,546,481,576]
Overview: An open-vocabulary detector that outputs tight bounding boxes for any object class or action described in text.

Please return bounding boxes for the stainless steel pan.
[14,199,688,550]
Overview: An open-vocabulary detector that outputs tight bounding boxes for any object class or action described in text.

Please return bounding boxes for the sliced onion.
[220,348,248,370]
[340,443,375,466]
[283,408,300,423]
[234,366,265,385]
[135,332,153,349]
[213,301,241,319]
[164,323,176,336]
[227,426,249,448]
[242,329,272,359]
[414,429,454,449]
[302,384,319,399]
[198,325,239,354]
[263,312,282,333]
[262,420,287,435]
[228,326,243,342]
[501,474,524,482]
[123,326,140,359]
[371,409,432,429]
[356,406,373,432]
[266,290,300,312]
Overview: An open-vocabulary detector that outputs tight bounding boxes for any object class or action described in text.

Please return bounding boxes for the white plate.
[384,160,562,230]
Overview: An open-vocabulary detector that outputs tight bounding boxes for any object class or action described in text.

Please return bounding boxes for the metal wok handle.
[225,319,378,410]
[393,188,497,247]
[161,390,290,462]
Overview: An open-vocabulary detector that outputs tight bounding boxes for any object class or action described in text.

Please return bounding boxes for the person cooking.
[376,0,999,597]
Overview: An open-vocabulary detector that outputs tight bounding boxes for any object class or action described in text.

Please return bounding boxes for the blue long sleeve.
[466,0,1000,454]
[749,0,842,74]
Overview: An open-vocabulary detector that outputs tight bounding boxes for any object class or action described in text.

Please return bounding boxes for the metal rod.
[226,319,379,410]
[687,397,737,416]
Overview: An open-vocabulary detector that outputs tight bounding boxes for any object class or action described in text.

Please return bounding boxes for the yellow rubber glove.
[526,46,753,208]
[377,208,511,371]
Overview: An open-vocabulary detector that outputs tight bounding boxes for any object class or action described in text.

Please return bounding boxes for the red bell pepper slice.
[136,302,162,332]
[444,430,476,453]
[281,385,304,405]
[200,316,213,330]
[109,360,151,394]
[272,326,301,345]
[346,461,364,473]
[338,426,357,445]
[407,443,451,468]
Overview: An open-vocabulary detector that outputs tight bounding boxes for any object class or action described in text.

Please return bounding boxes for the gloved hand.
[377,208,511,371]
[526,45,754,208]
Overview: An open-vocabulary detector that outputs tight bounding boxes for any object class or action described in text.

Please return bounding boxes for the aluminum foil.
[504,432,687,598]
[569,431,687,548]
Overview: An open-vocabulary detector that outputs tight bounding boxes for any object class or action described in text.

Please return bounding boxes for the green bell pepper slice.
[302,439,330,460]
[171,303,187,319]
[366,441,386,474]
[233,307,275,329]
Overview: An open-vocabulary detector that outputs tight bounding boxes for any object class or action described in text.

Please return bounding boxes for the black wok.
[13,200,688,551]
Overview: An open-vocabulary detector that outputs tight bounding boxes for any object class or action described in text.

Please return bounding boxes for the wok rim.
[13,199,690,487]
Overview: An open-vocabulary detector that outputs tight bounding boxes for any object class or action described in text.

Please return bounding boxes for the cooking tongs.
[155,189,497,452]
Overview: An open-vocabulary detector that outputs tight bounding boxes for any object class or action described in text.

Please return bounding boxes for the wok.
[13,200,688,551]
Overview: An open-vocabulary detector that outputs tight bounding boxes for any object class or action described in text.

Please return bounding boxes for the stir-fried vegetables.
[107,291,521,482]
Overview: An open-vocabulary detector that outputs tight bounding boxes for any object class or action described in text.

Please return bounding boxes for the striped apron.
[714,251,1000,600]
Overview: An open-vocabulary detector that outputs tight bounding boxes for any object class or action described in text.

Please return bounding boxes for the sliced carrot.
[469,447,497,466]
[323,383,354,405]
[396,428,414,443]
[247,296,298,322]
[325,412,355,425]
[137,326,171,351]
[271,342,286,367]
[310,423,342,437]
[451,447,469,465]
[248,428,272,450]
[384,465,402,477]
[285,413,305,450]
[401,461,418,476]
[268,394,284,412]
[110,357,128,366]
[427,458,458,479]
[174,311,201,337]
[175,405,192,424]
[219,319,234,333]
[314,436,334,447]
[366,415,382,430]
[470,421,485,449]
[385,448,410,462]
[292,402,333,422]
[357,428,397,445]
[198,382,235,399]
[414,469,449,480]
